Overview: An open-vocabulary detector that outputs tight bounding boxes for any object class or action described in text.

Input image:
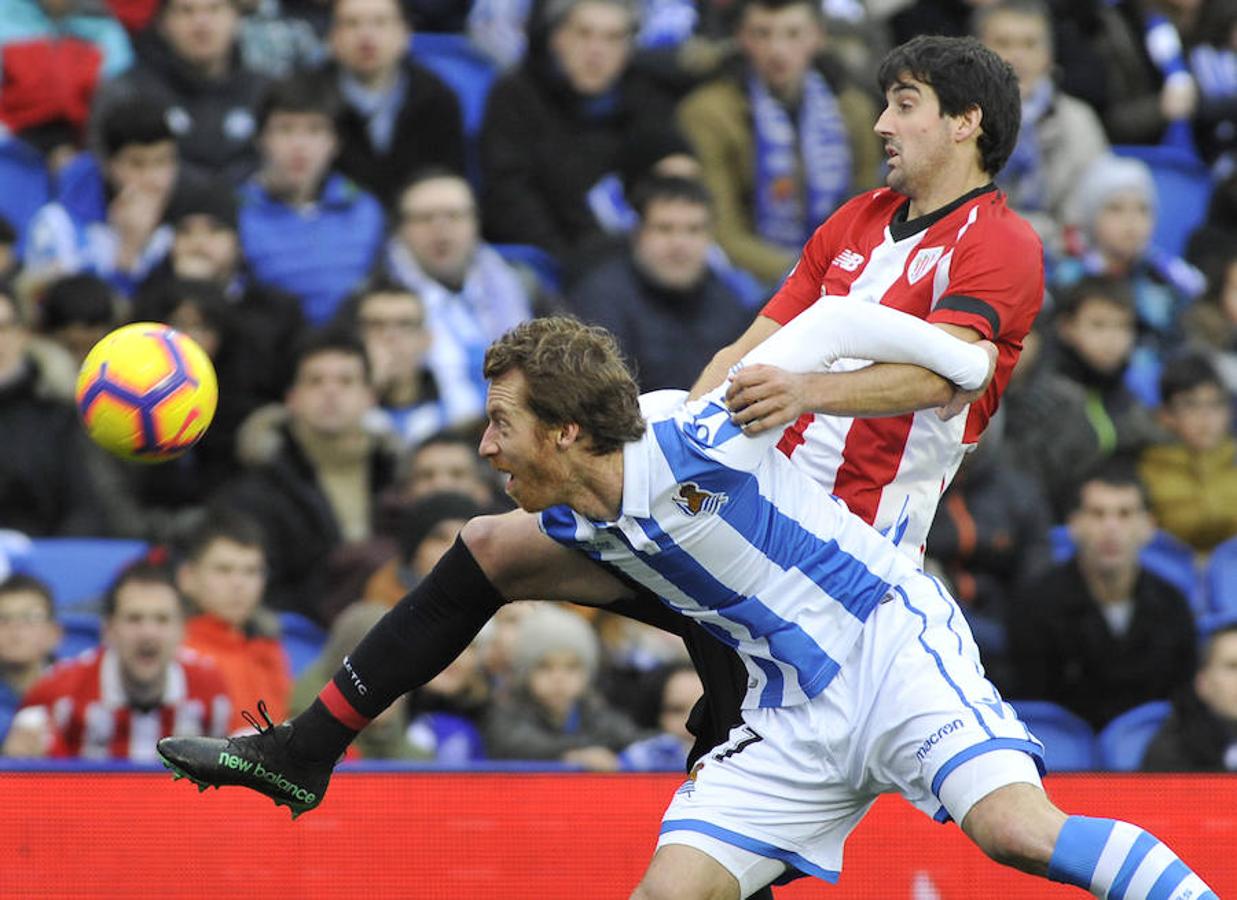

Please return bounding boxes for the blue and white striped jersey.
[540,389,925,710]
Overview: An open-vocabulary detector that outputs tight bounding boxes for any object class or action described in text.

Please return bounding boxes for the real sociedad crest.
[907,246,944,284]
[674,482,729,517]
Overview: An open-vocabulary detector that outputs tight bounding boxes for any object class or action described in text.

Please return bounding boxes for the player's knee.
[460,515,512,588]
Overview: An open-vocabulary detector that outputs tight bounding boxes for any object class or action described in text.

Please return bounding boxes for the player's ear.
[557,422,581,448]
[954,104,982,143]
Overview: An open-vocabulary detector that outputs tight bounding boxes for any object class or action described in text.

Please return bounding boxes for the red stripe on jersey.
[830,415,914,525]
[319,680,371,731]
[776,413,814,458]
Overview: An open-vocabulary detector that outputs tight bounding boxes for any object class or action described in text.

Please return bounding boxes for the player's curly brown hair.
[482,316,645,455]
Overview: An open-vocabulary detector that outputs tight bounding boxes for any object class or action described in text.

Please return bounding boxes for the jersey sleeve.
[928,216,1044,342]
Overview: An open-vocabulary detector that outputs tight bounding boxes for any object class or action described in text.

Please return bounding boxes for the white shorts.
[657,574,1045,893]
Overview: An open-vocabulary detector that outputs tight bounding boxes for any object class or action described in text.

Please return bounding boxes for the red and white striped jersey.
[17,647,231,762]
[762,184,1044,562]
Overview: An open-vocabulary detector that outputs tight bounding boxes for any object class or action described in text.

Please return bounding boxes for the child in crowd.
[483,605,644,770]
[0,574,61,748]
[1139,353,1237,556]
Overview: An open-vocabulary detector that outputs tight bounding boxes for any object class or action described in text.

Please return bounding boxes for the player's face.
[526,648,590,719]
[874,77,957,200]
[738,2,823,98]
[330,0,408,82]
[979,10,1051,99]
[634,198,713,291]
[287,350,375,436]
[160,0,238,70]
[549,1,634,97]
[1196,632,1237,722]
[178,538,266,628]
[259,112,337,200]
[1069,482,1153,577]
[397,177,479,287]
[0,591,60,669]
[1092,192,1154,265]
[479,369,566,512]
[105,582,185,694]
[172,215,240,280]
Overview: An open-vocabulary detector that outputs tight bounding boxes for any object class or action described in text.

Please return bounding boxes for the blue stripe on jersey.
[660,819,841,883]
[630,515,839,704]
[684,400,746,447]
[653,420,890,621]
[541,505,582,543]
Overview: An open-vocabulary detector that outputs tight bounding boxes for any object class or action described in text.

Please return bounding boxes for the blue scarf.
[749,68,852,251]
[338,68,410,154]
[998,77,1053,212]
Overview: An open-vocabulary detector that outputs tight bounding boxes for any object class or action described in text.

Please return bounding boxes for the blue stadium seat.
[1096,700,1172,771]
[278,611,327,678]
[1048,526,1201,613]
[1010,700,1098,772]
[1202,536,1237,617]
[56,611,102,660]
[493,243,562,295]
[12,538,150,610]
[1112,145,1214,259]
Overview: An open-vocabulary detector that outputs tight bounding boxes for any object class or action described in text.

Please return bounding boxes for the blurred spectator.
[290,599,429,758]
[24,95,177,296]
[0,218,17,283]
[567,176,750,390]
[1142,618,1237,771]
[379,432,500,531]
[976,0,1108,258]
[383,170,535,403]
[484,604,644,769]
[0,575,61,745]
[1184,178,1237,390]
[218,329,398,625]
[0,285,106,536]
[0,561,230,759]
[1058,154,1205,349]
[0,0,133,169]
[678,0,880,287]
[92,0,268,183]
[925,409,1054,687]
[239,76,385,326]
[1007,463,1197,729]
[139,177,304,399]
[177,510,292,730]
[1139,352,1237,555]
[38,272,120,364]
[0,139,49,256]
[326,0,466,203]
[1186,0,1237,169]
[342,279,485,450]
[476,599,536,690]
[618,661,701,771]
[405,638,491,764]
[364,491,482,606]
[1038,275,1166,513]
[479,0,676,257]
[236,0,325,79]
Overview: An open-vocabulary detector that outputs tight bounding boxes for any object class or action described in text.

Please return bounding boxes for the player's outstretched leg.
[963,784,1217,899]
[157,700,333,819]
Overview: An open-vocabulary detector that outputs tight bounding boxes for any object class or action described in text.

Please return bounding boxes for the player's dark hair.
[41,275,117,330]
[291,326,372,385]
[100,96,175,159]
[1159,352,1224,406]
[0,573,57,621]
[877,35,1021,177]
[257,74,341,132]
[1066,458,1151,515]
[101,558,184,619]
[483,316,645,456]
[631,175,714,221]
[180,509,268,563]
[1055,275,1136,320]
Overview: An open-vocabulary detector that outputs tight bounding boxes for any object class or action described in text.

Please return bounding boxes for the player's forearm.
[798,363,954,417]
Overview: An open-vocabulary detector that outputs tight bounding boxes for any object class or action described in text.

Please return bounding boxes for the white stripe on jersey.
[541,412,923,710]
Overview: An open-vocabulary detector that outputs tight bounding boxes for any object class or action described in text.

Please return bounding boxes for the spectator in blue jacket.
[238,75,385,326]
[23,95,178,297]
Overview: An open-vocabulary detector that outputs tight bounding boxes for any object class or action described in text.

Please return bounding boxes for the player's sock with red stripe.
[286,537,507,763]
[1047,816,1216,899]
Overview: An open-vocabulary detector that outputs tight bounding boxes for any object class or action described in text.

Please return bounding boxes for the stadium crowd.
[0,0,1234,774]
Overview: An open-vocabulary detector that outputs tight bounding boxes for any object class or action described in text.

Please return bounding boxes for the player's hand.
[724,364,809,435]
[935,339,998,421]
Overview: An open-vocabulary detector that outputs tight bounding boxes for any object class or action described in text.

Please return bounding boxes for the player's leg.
[630,844,747,900]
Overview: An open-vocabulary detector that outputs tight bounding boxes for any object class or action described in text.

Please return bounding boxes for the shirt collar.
[617,427,653,520]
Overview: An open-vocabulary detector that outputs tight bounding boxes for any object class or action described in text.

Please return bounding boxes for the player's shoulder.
[964,189,1043,250]
[835,188,905,223]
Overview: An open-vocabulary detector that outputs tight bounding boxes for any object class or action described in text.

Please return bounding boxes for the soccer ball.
[75,322,218,462]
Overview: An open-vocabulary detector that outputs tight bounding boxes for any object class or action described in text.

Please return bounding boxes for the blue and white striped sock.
[1047,816,1216,899]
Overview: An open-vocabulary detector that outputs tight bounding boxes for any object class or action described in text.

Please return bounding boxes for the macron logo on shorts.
[915,718,965,761]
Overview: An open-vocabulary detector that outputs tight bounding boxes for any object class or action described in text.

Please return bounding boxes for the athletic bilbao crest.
[674,482,729,517]
[907,246,944,284]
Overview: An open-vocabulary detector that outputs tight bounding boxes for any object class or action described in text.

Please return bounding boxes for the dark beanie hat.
[617,126,695,196]
[165,180,239,230]
[42,274,116,329]
[396,491,484,559]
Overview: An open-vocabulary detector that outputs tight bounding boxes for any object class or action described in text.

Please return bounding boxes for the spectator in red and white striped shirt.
[1,559,230,761]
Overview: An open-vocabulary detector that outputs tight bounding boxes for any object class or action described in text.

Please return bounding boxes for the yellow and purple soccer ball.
[75,322,218,462]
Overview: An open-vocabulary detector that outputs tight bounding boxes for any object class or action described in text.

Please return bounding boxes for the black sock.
[287,537,507,762]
